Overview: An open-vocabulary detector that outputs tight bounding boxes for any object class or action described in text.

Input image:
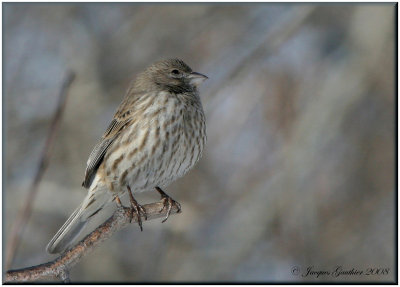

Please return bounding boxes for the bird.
[46,59,207,254]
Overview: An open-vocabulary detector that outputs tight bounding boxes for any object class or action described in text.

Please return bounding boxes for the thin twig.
[5,71,76,270]
[5,201,180,283]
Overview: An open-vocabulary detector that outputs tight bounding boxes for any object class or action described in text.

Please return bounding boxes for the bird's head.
[135,58,208,93]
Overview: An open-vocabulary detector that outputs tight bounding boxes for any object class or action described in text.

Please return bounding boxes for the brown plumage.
[47,59,207,254]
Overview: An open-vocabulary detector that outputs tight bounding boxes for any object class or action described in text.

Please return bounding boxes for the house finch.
[46,59,207,254]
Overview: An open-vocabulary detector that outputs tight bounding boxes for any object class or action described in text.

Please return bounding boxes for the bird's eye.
[171,69,180,75]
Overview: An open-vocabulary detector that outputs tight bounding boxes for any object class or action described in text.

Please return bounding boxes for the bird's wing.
[82,89,148,188]
[82,117,132,188]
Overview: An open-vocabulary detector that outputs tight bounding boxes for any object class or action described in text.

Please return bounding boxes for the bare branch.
[5,201,180,283]
[6,71,76,270]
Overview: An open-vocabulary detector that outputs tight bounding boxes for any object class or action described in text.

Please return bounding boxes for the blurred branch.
[205,6,316,160]
[5,71,76,270]
[206,6,315,103]
[5,201,180,283]
[232,6,315,79]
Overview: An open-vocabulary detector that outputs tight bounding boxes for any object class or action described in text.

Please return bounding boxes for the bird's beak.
[188,71,208,86]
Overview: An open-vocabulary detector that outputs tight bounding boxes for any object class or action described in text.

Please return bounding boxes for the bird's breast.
[102,91,206,193]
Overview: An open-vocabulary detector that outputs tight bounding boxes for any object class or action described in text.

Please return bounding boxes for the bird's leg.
[156,186,182,223]
[114,195,123,208]
[127,185,147,231]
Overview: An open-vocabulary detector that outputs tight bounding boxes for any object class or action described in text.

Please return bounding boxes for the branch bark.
[5,201,180,283]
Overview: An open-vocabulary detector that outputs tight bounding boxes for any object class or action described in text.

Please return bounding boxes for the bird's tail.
[46,184,117,254]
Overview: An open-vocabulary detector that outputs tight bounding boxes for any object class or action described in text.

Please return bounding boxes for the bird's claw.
[127,186,147,231]
[160,194,181,223]
[130,203,147,231]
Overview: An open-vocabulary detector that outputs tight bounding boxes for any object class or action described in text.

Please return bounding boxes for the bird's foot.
[156,187,182,223]
[127,186,147,231]
[114,195,123,208]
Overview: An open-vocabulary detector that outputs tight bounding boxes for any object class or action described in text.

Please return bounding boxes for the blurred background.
[3,3,396,282]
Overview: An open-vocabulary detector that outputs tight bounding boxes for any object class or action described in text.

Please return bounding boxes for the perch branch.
[6,71,76,270]
[5,201,180,283]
